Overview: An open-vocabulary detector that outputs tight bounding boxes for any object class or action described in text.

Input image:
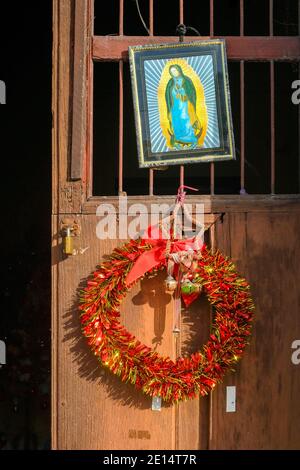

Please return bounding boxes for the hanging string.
[134,1,201,38]
[135,0,151,35]
[185,25,201,36]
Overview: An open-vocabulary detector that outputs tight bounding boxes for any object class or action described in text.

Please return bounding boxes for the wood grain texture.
[52,0,300,451]
[52,0,84,214]
[52,0,59,215]
[51,215,59,449]
[70,0,88,180]
[93,36,300,62]
[54,214,216,449]
[211,212,300,449]
[53,210,300,449]
[83,195,300,215]
[179,294,211,449]
[57,216,176,449]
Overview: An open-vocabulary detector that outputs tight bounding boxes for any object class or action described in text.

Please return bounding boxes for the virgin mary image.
[157,59,208,152]
[166,64,202,149]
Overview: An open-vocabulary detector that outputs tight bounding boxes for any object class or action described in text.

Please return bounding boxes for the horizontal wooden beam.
[82,195,300,215]
[92,36,300,62]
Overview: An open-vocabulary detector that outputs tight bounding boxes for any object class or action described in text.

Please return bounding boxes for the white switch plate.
[226,386,236,412]
[152,396,162,411]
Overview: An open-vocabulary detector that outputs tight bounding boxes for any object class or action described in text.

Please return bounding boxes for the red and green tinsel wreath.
[79,239,254,403]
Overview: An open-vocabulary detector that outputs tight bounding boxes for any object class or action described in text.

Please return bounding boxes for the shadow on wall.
[63,266,211,410]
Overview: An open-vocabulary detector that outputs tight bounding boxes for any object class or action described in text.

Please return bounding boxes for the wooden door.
[212,211,300,449]
[52,206,300,449]
[52,1,300,450]
[52,216,211,450]
[51,1,210,450]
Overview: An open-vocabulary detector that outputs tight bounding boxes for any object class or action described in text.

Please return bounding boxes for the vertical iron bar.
[179,0,184,187]
[149,0,154,195]
[180,166,185,187]
[118,63,124,195]
[119,0,124,35]
[270,62,275,194]
[270,0,275,194]
[149,168,154,196]
[240,0,245,194]
[118,0,124,194]
[210,0,215,194]
[179,0,184,23]
[240,61,245,193]
[269,0,273,39]
[149,0,154,35]
[240,0,244,35]
[210,0,214,36]
[210,164,215,195]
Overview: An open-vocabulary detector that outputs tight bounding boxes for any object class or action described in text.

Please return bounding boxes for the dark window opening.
[93,63,119,196]
[244,0,269,36]
[274,0,299,36]
[214,0,240,36]
[244,63,271,194]
[92,1,300,197]
[153,0,180,36]
[94,0,119,35]
[275,62,299,194]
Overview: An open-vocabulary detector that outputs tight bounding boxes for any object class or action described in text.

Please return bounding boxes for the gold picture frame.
[129,39,235,168]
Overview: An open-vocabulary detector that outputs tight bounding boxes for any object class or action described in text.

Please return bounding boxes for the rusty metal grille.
[91,0,300,196]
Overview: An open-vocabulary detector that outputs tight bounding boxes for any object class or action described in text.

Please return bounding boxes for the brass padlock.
[60,219,80,256]
[63,226,74,255]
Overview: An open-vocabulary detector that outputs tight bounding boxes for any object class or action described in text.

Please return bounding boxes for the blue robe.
[165,75,201,149]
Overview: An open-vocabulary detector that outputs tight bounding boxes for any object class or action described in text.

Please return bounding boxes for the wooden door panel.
[211,212,300,449]
[56,215,174,449]
[52,0,300,452]
[178,294,211,449]
[53,210,300,449]
[54,215,212,449]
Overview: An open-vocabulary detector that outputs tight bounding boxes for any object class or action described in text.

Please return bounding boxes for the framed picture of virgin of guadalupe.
[129,39,235,168]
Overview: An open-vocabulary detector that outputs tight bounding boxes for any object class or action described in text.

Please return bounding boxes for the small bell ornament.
[181,278,197,295]
[192,273,203,293]
[164,275,177,293]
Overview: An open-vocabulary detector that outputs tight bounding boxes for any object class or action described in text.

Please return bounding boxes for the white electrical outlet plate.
[226,386,236,412]
[152,396,162,411]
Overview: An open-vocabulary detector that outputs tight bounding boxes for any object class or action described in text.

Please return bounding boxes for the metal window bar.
[240,0,245,194]
[210,0,215,195]
[149,0,154,195]
[179,0,185,188]
[270,0,275,195]
[118,0,124,195]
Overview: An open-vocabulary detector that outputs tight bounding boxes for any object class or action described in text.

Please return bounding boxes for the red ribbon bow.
[126,225,201,287]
